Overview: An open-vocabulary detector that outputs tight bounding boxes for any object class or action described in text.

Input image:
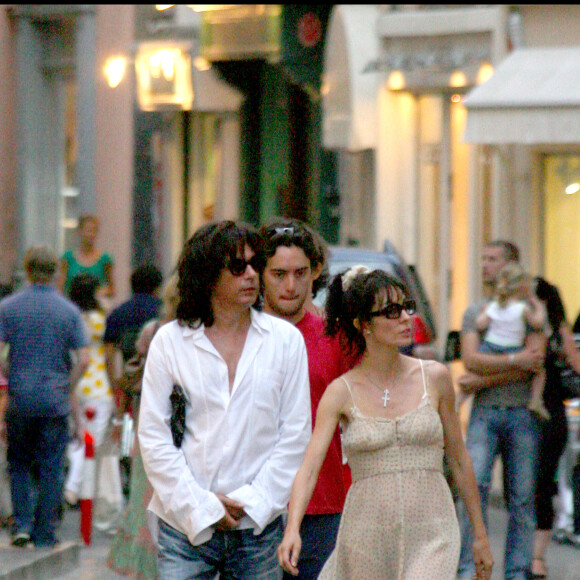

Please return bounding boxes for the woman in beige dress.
[278,266,493,580]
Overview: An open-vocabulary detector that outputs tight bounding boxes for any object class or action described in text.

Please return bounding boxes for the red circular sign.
[297,12,322,48]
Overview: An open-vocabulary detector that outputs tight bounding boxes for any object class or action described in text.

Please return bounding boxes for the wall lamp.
[105,57,127,88]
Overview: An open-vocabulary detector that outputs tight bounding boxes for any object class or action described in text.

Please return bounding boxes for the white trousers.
[65,397,114,496]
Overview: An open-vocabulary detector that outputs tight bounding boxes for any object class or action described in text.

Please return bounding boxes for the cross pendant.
[382,388,390,407]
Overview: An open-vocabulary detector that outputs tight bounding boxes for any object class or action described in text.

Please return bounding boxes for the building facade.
[0,4,134,300]
[3,4,580,344]
[324,4,580,351]
[0,4,339,306]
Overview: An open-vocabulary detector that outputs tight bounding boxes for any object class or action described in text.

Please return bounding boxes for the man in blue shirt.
[104,264,162,388]
[0,245,89,548]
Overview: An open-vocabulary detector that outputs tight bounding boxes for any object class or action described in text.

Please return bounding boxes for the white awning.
[322,5,381,151]
[463,47,580,144]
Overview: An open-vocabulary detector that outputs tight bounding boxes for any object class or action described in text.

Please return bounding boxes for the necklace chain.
[362,367,400,408]
[362,369,400,407]
[364,371,390,407]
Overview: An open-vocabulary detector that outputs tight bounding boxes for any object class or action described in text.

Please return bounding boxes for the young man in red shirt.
[259,219,355,579]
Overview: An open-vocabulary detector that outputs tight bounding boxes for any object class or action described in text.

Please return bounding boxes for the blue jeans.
[282,513,341,580]
[157,516,284,580]
[456,405,538,580]
[6,414,69,546]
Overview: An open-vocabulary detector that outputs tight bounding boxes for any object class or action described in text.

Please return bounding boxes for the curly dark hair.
[258,217,329,298]
[176,220,262,328]
[325,268,409,359]
[68,272,101,312]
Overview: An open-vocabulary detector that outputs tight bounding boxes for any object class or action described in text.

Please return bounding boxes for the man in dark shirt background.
[104,264,163,407]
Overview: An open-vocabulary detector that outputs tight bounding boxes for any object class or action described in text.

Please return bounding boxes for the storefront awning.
[322,5,381,151]
[463,47,580,144]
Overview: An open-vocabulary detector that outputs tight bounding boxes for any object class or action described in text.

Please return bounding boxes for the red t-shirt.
[296,311,355,515]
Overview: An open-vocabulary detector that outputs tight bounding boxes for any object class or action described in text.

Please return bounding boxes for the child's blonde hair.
[495,262,529,307]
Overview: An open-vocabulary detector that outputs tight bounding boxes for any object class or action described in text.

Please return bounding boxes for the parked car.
[313,242,440,361]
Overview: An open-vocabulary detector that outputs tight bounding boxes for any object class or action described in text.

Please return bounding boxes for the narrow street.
[486,503,580,580]
[3,499,580,579]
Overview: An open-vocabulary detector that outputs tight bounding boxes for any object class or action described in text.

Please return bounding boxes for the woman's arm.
[57,258,68,295]
[277,377,348,577]
[525,296,547,331]
[433,362,494,580]
[101,260,116,299]
[561,323,580,374]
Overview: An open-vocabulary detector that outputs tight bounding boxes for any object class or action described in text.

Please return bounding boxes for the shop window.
[543,153,580,324]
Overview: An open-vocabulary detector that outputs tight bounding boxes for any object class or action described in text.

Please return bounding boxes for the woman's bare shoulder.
[324,370,358,413]
[414,358,452,393]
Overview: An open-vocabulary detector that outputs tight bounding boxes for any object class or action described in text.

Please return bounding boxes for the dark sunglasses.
[227,255,262,277]
[369,299,416,320]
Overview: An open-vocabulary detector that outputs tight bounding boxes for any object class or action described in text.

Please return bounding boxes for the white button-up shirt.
[138,308,311,546]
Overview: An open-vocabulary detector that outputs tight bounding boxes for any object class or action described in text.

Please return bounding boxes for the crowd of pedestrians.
[0,217,579,580]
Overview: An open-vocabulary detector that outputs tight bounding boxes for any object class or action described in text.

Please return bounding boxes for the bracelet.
[509,353,515,363]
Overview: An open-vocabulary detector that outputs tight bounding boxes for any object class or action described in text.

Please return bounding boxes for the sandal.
[530,556,547,579]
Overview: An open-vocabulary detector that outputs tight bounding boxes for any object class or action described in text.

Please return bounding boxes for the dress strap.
[341,376,358,411]
[419,359,429,399]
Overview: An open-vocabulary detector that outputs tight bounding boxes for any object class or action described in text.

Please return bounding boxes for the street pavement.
[50,506,126,580]
[0,504,126,579]
[1,497,580,579]
[486,499,580,580]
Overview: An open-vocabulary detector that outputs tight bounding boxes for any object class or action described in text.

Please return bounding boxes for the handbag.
[550,330,580,400]
[559,366,580,399]
[170,384,186,448]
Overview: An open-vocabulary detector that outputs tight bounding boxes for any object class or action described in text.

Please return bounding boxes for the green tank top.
[62,250,113,295]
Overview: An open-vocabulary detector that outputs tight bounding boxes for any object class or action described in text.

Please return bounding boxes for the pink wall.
[0,6,17,284]
[95,5,135,305]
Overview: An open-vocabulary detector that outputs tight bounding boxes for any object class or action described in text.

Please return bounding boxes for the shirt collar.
[181,307,269,339]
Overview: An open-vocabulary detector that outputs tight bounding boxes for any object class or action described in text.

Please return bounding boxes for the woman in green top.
[59,214,116,305]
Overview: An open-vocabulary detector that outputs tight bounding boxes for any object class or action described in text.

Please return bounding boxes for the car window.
[313,249,436,339]
[313,257,396,309]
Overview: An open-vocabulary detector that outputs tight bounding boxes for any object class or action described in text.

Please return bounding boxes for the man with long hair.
[138,220,311,579]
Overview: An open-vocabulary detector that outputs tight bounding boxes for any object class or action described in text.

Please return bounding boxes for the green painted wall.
[259,65,290,222]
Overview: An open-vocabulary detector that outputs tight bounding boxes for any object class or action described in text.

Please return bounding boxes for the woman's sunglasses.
[369,299,416,320]
[227,255,262,277]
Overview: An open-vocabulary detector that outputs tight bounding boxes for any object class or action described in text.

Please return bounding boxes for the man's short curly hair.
[258,217,329,298]
[24,245,57,283]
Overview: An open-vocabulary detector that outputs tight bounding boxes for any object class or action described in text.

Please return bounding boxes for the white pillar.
[438,96,451,352]
[75,7,97,215]
[15,16,63,262]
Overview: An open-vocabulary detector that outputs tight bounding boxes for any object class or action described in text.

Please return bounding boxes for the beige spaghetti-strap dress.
[318,360,460,579]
